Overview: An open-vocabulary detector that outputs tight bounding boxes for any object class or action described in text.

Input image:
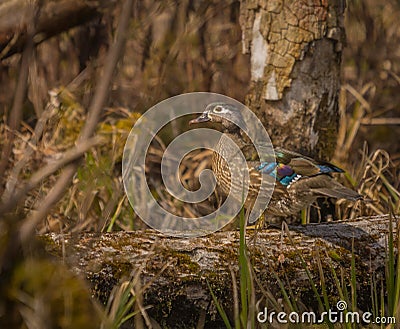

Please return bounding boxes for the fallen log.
[41,214,397,327]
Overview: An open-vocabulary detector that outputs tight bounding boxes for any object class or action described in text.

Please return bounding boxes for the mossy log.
[41,214,397,328]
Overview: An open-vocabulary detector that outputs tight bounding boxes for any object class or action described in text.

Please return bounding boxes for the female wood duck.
[189,102,362,218]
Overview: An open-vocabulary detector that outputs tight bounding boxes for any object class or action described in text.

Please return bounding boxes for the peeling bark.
[41,214,397,327]
[240,0,346,159]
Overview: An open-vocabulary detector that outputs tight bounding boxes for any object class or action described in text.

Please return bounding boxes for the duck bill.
[189,113,210,124]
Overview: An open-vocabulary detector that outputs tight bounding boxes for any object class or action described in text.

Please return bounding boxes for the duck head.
[189,102,246,133]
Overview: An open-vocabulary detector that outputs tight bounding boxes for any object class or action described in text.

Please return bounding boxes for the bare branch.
[0,2,36,190]
[1,92,60,203]
[19,0,134,242]
[0,136,103,214]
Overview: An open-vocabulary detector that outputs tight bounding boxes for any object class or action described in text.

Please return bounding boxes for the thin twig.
[20,165,78,242]
[0,3,37,192]
[0,136,103,214]
[20,0,134,242]
[343,83,374,113]
[361,117,400,125]
[1,94,60,203]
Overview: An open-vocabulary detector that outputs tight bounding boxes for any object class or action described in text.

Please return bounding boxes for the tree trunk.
[42,214,396,327]
[240,0,346,159]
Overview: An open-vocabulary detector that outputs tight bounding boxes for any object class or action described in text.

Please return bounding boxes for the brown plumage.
[190,102,363,220]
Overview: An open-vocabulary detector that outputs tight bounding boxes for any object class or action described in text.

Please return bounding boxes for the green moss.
[36,235,63,257]
[158,248,200,274]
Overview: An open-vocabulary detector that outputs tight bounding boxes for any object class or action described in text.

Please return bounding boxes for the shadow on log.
[40,214,397,327]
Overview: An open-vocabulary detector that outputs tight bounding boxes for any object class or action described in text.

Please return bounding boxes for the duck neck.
[223,126,244,138]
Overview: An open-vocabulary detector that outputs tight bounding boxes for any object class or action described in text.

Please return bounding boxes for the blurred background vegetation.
[0,1,399,328]
[0,0,399,233]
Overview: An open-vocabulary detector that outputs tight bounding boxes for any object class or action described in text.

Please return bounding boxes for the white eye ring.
[213,106,223,113]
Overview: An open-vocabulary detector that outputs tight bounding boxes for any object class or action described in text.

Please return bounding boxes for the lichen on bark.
[39,215,395,327]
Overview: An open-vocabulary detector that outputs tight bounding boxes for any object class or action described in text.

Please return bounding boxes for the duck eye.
[214,106,223,113]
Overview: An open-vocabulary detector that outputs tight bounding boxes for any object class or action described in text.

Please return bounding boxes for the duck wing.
[256,147,344,187]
